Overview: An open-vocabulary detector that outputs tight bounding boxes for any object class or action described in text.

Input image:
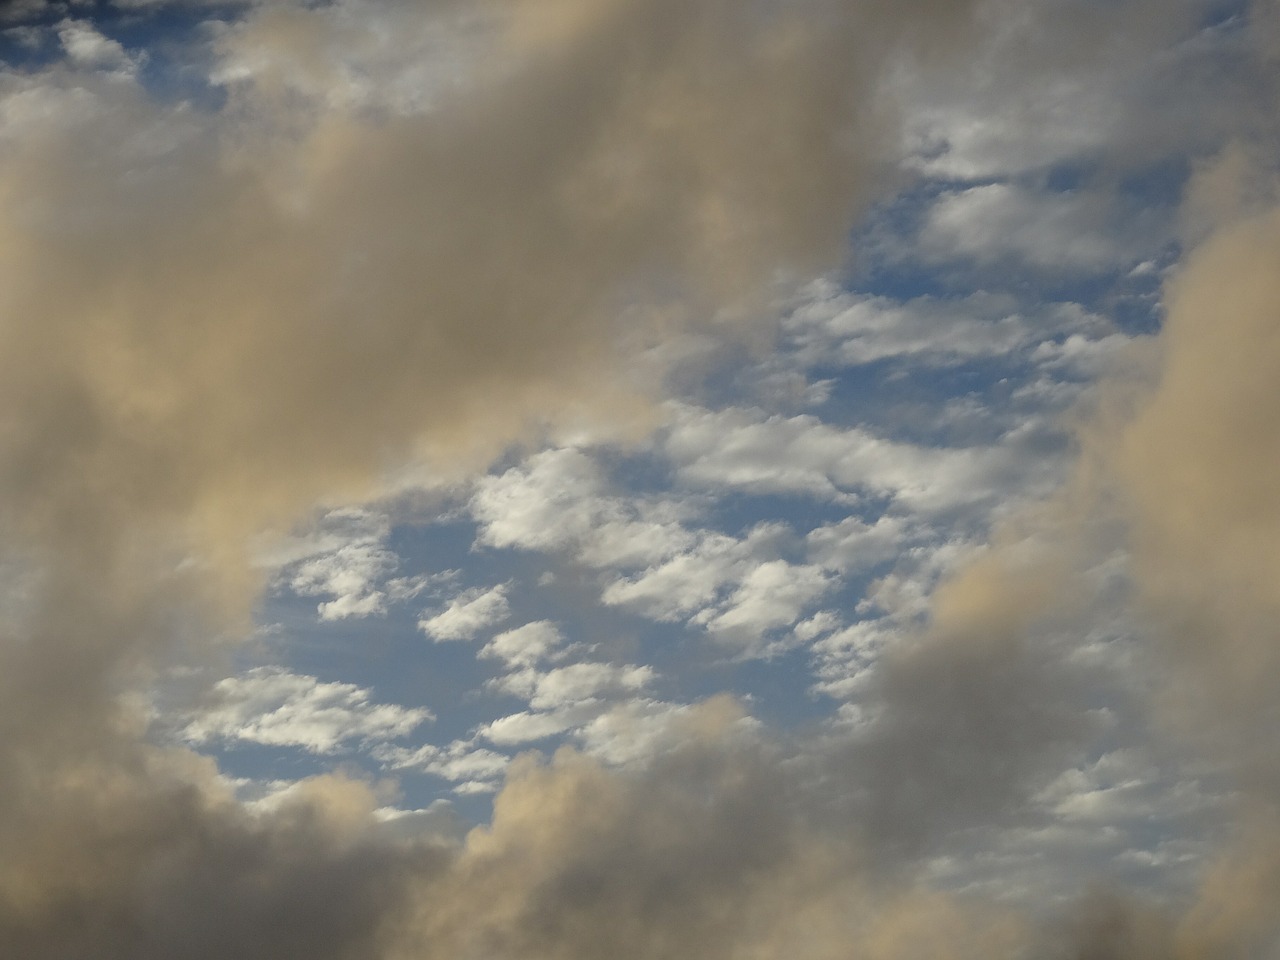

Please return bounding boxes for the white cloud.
[290,540,397,620]
[470,446,887,657]
[919,183,1146,272]
[471,448,608,552]
[599,529,758,623]
[809,620,897,700]
[786,287,1026,367]
[179,667,431,754]
[480,704,597,746]
[484,696,757,767]
[695,560,835,656]
[664,404,1017,513]
[805,515,913,574]
[57,19,140,76]
[419,583,511,641]
[808,539,984,700]
[782,283,1116,369]
[574,697,760,766]
[471,447,695,570]
[1033,750,1218,826]
[260,508,434,621]
[479,620,565,668]
[472,444,880,655]
[492,662,655,712]
[1028,331,1135,377]
[255,507,388,568]
[374,738,511,788]
[574,699,695,766]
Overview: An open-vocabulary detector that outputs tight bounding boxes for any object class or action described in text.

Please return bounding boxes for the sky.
[0,0,1279,957]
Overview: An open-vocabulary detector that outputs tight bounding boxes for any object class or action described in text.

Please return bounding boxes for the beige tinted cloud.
[1080,156,1280,810]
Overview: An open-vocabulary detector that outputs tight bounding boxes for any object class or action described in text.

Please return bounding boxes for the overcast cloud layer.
[1,0,1279,957]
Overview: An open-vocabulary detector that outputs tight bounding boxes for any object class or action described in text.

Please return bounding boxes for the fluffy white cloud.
[179,667,431,754]
[599,528,764,622]
[260,508,438,621]
[492,662,655,712]
[480,704,598,746]
[694,559,835,656]
[479,620,566,668]
[809,620,896,701]
[289,540,397,620]
[475,620,670,750]
[664,404,1019,512]
[374,738,511,792]
[574,699,699,766]
[469,439,937,658]
[470,448,606,552]
[1028,331,1135,377]
[419,583,511,641]
[471,447,696,569]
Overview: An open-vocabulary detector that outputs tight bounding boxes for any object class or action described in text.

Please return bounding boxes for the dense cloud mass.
[0,0,1279,957]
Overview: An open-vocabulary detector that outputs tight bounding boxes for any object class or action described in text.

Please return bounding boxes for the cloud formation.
[1,1,1279,959]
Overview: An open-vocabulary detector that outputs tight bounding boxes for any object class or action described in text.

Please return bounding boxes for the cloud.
[573,698,715,766]
[290,539,397,620]
[491,661,655,712]
[920,183,1146,272]
[471,449,835,655]
[1098,177,1280,779]
[418,583,511,641]
[179,666,431,753]
[479,620,566,668]
[480,706,593,747]
[1,0,977,627]
[470,447,696,569]
[376,738,512,790]
[56,19,140,76]
[1,3,1278,960]
[599,523,786,621]
[395,707,1039,960]
[664,404,1023,512]
[783,286,1034,368]
[895,0,1238,181]
[693,558,835,654]
[805,515,914,574]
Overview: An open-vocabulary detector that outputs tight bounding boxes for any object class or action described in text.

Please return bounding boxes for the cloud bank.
[0,1,1278,958]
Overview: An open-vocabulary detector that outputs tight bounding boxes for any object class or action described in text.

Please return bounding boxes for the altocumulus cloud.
[179,666,432,754]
